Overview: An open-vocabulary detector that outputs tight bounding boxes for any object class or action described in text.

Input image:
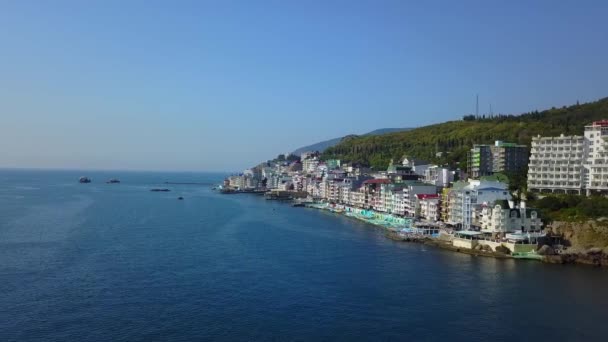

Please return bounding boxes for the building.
[401,181,437,217]
[417,194,441,221]
[326,159,341,170]
[480,200,543,234]
[445,179,511,230]
[584,120,608,195]
[468,144,492,178]
[468,140,529,179]
[401,156,431,176]
[527,133,585,194]
[423,165,455,188]
[302,157,320,174]
[527,121,608,195]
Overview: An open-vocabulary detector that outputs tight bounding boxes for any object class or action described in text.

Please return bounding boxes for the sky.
[1,0,607,171]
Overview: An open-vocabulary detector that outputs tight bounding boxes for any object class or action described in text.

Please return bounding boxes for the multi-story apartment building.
[527,133,585,194]
[417,194,441,221]
[361,179,390,209]
[527,120,608,195]
[423,165,455,188]
[445,179,511,230]
[350,188,366,208]
[302,157,319,174]
[480,200,543,234]
[401,181,437,217]
[584,120,608,194]
[468,140,528,179]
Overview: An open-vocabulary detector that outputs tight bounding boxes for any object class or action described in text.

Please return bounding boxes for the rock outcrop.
[537,245,555,256]
[546,220,608,250]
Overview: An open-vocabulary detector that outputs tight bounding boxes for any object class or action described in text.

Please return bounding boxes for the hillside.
[291,128,411,155]
[322,97,608,169]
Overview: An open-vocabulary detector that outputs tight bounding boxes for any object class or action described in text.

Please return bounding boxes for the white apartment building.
[480,200,543,234]
[402,182,437,217]
[527,134,585,194]
[446,179,511,230]
[528,120,608,195]
[418,194,440,221]
[350,188,366,208]
[585,120,608,194]
[302,158,319,174]
[423,165,454,188]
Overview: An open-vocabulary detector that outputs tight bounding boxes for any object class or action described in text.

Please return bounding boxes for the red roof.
[415,193,440,200]
[363,179,391,184]
[592,120,608,127]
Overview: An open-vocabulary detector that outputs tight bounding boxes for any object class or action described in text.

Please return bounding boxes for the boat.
[79,176,91,183]
[178,196,184,200]
[106,179,120,184]
[150,188,171,192]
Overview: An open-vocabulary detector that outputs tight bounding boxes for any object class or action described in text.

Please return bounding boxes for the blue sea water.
[1,169,608,341]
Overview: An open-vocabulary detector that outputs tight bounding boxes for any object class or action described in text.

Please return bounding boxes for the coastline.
[300,201,608,267]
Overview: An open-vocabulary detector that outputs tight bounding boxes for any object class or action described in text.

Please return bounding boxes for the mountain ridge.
[292,128,412,156]
[322,97,608,170]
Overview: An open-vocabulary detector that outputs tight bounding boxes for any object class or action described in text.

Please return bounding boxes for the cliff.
[541,220,608,267]
[547,220,608,250]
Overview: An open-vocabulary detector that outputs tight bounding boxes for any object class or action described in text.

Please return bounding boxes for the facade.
[527,134,585,194]
[468,145,492,178]
[326,159,341,170]
[402,157,431,176]
[584,120,608,195]
[480,200,543,234]
[423,165,454,188]
[527,120,608,195]
[445,179,511,230]
[402,181,437,217]
[418,194,441,221]
[303,157,320,174]
[468,140,528,179]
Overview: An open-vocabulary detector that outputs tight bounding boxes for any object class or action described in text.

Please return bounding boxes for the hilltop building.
[468,141,528,179]
[422,165,455,188]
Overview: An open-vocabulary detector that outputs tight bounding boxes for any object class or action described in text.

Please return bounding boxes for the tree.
[286,154,300,162]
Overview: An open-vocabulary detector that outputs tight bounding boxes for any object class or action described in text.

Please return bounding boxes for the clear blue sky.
[1,0,607,171]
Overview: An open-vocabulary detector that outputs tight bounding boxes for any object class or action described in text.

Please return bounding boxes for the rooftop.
[455,230,483,236]
[589,120,608,127]
[363,179,391,184]
[415,194,440,200]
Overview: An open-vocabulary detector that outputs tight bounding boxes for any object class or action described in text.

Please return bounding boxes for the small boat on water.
[106,179,120,184]
[150,188,171,192]
[178,196,184,200]
[79,176,92,183]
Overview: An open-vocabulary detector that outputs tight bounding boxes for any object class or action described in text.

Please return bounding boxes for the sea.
[1,169,608,341]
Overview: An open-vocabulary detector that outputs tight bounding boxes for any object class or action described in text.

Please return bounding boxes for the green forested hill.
[322,97,608,170]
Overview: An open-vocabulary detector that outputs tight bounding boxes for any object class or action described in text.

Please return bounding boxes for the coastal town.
[221,120,608,262]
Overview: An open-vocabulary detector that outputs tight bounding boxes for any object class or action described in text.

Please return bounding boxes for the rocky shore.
[386,231,513,259]
[304,204,608,267]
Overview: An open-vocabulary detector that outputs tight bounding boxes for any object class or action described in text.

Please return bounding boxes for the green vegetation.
[529,195,608,223]
[270,153,300,163]
[322,97,608,170]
